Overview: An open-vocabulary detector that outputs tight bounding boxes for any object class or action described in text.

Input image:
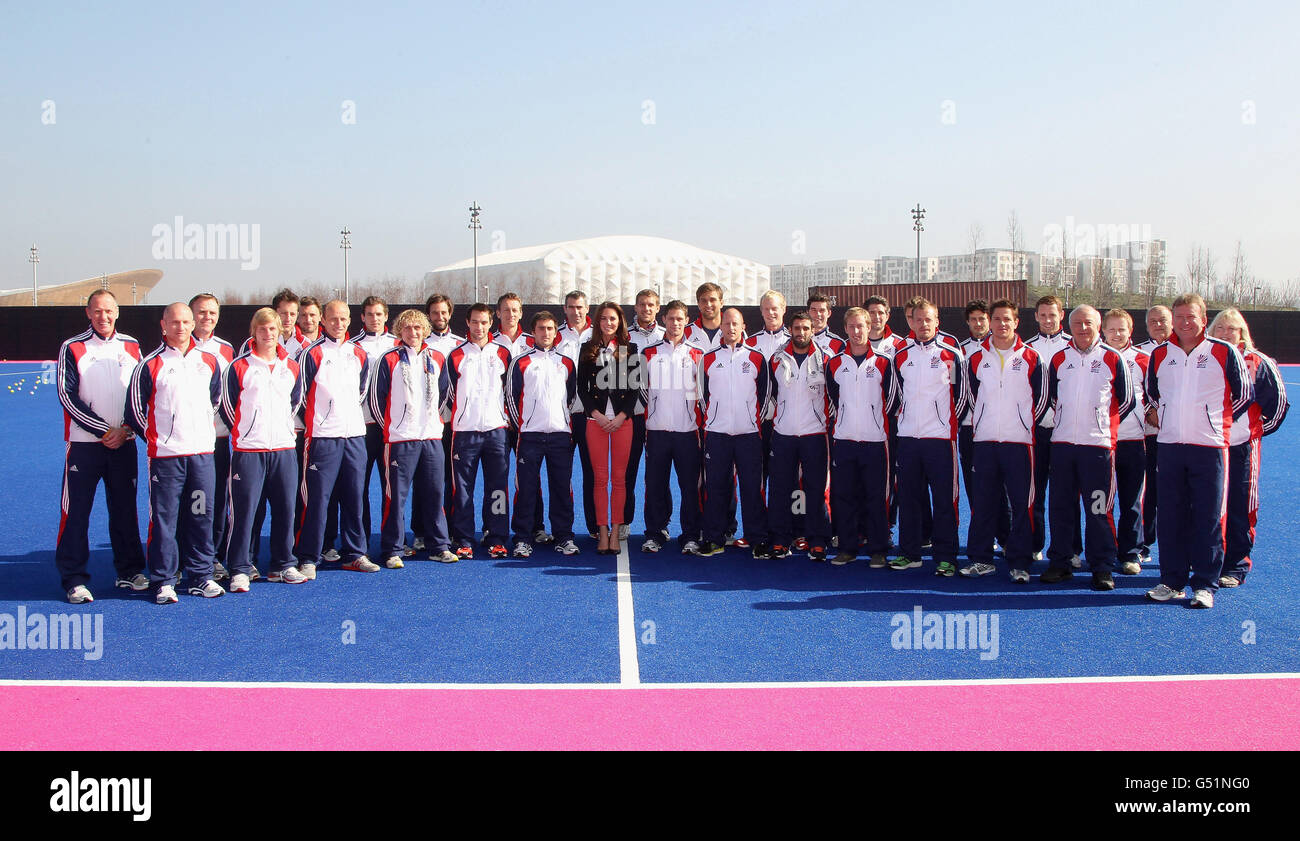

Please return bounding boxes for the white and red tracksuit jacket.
[1145,335,1251,448]
[298,335,370,440]
[965,336,1048,445]
[768,342,830,437]
[1107,341,1151,443]
[893,336,967,441]
[369,342,452,443]
[826,347,897,443]
[126,339,222,458]
[220,345,302,452]
[698,342,769,436]
[1047,339,1133,450]
[1229,345,1288,445]
[641,338,704,434]
[58,327,142,443]
[445,340,512,432]
[195,334,235,437]
[505,345,576,435]
[1026,330,1070,428]
[351,330,400,425]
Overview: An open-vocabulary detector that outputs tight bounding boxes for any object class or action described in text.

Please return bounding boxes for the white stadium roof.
[423,235,769,305]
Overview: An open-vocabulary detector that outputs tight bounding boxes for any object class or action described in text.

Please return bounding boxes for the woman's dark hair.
[581,302,630,365]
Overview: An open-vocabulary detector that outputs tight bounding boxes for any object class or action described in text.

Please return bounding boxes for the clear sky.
[3,0,1297,302]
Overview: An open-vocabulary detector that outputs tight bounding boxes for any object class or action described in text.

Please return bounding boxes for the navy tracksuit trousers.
[1046,442,1117,574]
[511,431,574,544]
[225,448,297,576]
[411,423,455,542]
[1115,439,1148,564]
[55,439,146,591]
[769,432,830,547]
[703,432,767,545]
[1223,439,1260,582]
[897,437,959,565]
[382,438,449,558]
[1157,443,1229,593]
[1034,425,1083,557]
[967,441,1034,569]
[147,453,216,588]
[1143,434,1159,551]
[180,435,229,565]
[831,439,890,556]
[450,428,510,547]
[643,429,702,547]
[296,436,367,565]
[961,425,1010,549]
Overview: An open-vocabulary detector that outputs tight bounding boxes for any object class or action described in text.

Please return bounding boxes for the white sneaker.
[156,584,179,605]
[213,561,229,581]
[386,555,405,569]
[1191,589,1214,609]
[512,541,533,558]
[67,585,94,604]
[1218,575,1242,588]
[555,539,580,556]
[298,563,317,580]
[341,556,381,572]
[115,573,149,591]
[189,579,225,598]
[1147,583,1186,602]
[1010,568,1030,583]
[248,566,262,582]
[322,548,341,562]
[433,550,459,563]
[682,540,701,555]
[269,567,308,583]
[1032,550,1044,562]
[229,573,250,593]
[1069,554,1083,569]
[960,562,997,577]
[641,538,662,553]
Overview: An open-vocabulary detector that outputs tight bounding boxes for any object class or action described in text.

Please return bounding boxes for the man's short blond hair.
[392,308,432,335]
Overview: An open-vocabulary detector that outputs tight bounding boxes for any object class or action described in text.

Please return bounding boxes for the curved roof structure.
[0,269,163,307]
[425,235,769,305]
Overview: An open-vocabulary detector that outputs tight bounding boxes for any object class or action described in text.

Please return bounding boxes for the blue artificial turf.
[2,362,1297,686]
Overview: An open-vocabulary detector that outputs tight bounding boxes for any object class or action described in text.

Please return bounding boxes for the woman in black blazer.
[578,303,641,554]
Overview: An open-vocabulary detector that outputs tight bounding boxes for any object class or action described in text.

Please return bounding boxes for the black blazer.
[577,340,640,418]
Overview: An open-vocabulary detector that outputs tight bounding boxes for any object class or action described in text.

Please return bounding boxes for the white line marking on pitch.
[615,540,640,686]
[2,673,1296,691]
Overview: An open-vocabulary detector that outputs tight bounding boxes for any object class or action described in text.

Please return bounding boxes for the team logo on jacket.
[1066,363,1076,370]
[1090,359,1103,373]
[741,361,751,373]
[1011,359,1023,371]
[1196,354,1208,369]
[930,356,942,369]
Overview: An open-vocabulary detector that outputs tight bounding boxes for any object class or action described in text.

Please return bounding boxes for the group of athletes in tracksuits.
[54,282,1286,609]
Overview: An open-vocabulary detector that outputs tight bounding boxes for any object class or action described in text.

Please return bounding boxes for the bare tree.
[1091,258,1116,310]
[1141,253,1163,308]
[968,222,984,283]
[1224,241,1249,305]
[1006,210,1025,281]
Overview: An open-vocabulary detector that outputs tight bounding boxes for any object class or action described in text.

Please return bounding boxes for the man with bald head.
[125,302,225,603]
[294,300,379,575]
[1134,305,1172,556]
[1040,305,1133,589]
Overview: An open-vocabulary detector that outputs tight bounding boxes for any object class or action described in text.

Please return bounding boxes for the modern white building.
[424,235,770,305]
[1102,240,1168,294]
[770,259,877,304]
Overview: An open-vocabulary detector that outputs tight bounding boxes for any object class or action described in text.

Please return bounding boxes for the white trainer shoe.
[1146,583,1186,602]
[156,584,179,605]
[189,579,225,598]
[641,538,662,553]
[213,562,229,581]
[229,573,250,593]
[1190,589,1214,609]
[269,567,308,583]
[1009,568,1030,583]
[341,556,380,572]
[322,548,341,562]
[67,585,94,604]
[960,562,997,577]
[299,563,317,580]
[115,573,149,591]
[386,555,405,569]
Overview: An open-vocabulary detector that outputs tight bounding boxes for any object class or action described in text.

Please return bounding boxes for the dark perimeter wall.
[4,304,1299,363]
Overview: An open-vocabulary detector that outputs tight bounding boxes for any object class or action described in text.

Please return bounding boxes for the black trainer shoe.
[1040,565,1074,584]
[751,542,772,560]
[695,541,724,557]
[1091,570,1115,591]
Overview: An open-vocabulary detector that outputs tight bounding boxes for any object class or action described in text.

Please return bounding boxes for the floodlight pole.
[28,245,39,306]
